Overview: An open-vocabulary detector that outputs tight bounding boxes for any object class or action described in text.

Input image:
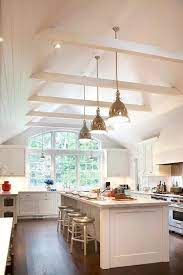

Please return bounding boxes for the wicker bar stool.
[57,205,70,232]
[62,208,80,234]
[67,212,86,242]
[70,216,97,256]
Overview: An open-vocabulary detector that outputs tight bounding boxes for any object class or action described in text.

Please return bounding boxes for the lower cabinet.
[18,192,59,218]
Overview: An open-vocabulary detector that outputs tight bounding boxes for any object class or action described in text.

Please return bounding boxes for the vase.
[46,184,51,191]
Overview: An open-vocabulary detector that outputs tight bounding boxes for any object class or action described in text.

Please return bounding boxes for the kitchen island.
[60,192,169,269]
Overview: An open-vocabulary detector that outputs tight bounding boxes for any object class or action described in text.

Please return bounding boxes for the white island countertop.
[60,192,169,208]
[0,218,13,275]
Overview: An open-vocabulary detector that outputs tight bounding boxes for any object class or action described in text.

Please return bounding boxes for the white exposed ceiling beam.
[28,95,151,112]
[36,28,183,63]
[26,110,104,120]
[31,71,180,96]
[26,121,81,129]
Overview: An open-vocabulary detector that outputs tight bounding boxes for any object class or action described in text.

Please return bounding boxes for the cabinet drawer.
[34,192,56,200]
[19,193,35,200]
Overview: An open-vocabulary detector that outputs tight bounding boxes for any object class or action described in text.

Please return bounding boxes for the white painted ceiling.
[1,0,183,148]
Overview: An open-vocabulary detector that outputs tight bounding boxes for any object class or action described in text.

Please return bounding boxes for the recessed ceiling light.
[54,42,61,49]
[0,37,4,42]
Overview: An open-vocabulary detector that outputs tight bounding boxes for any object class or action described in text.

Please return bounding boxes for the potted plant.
[44,178,54,191]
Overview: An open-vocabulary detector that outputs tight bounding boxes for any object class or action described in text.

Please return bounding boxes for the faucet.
[97,187,109,200]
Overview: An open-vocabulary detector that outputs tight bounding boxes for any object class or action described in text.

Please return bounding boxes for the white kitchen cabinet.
[19,199,36,216]
[138,138,170,177]
[104,149,129,177]
[0,145,25,176]
[38,198,56,215]
[18,192,58,218]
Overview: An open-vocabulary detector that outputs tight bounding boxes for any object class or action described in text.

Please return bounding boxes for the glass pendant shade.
[108,90,129,124]
[79,120,91,141]
[90,107,106,134]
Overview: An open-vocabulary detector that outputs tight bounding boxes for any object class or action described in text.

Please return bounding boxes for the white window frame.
[27,130,103,188]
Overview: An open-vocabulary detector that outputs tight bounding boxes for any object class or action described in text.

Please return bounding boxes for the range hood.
[171,163,183,176]
[155,147,183,165]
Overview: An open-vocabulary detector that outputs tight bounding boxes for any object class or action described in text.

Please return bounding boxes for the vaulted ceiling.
[0,0,183,148]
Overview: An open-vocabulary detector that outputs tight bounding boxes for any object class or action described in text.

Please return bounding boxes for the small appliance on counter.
[153,181,168,194]
[2,180,11,192]
[170,183,183,195]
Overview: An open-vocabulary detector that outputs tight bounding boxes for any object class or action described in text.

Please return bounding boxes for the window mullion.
[77,154,80,189]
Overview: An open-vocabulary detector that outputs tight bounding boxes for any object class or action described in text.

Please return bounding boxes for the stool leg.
[57,210,61,232]
[70,222,75,253]
[62,212,66,233]
[93,223,97,253]
[84,225,87,256]
[67,217,71,242]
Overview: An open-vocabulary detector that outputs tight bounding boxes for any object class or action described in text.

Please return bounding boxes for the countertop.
[60,192,169,208]
[0,190,18,196]
[0,218,13,275]
[131,190,183,199]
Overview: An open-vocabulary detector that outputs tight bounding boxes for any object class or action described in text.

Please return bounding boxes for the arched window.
[27,131,101,189]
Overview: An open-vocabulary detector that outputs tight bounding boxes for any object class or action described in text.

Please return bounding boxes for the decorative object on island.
[90,56,106,134]
[2,181,11,192]
[108,26,129,125]
[44,178,54,191]
[78,83,91,141]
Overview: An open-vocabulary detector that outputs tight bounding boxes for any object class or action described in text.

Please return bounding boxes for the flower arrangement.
[44,178,54,191]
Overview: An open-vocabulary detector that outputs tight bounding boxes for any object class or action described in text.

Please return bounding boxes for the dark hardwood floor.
[13,220,183,275]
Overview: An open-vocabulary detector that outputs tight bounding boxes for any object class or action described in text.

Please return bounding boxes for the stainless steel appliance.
[151,194,183,235]
[169,204,183,235]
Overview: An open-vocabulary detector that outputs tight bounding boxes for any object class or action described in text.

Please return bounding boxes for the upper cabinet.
[0,145,25,176]
[103,149,129,178]
[138,138,170,177]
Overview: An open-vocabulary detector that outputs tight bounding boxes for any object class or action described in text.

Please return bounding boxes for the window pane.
[55,155,77,188]
[28,132,52,149]
[55,132,77,150]
[79,139,100,150]
[28,154,51,185]
[80,156,100,187]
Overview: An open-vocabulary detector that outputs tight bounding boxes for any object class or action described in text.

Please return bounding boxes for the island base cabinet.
[100,206,169,269]
[18,192,58,218]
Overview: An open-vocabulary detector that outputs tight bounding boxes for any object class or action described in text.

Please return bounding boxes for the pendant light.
[108,26,129,125]
[79,84,91,142]
[90,56,106,134]
[40,130,45,159]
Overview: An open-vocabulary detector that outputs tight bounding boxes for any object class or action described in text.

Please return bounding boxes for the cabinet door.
[107,150,128,177]
[0,147,25,176]
[38,199,56,215]
[19,199,35,216]
[138,144,146,175]
[145,143,153,175]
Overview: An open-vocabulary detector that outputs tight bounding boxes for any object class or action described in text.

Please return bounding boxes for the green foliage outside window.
[55,132,77,150]
[79,139,99,150]
[80,156,100,187]
[28,132,51,149]
[29,154,51,185]
[55,155,77,187]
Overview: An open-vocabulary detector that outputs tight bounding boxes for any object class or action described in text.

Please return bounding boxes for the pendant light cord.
[95,56,100,109]
[83,84,86,121]
[115,30,119,92]
[113,26,120,98]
